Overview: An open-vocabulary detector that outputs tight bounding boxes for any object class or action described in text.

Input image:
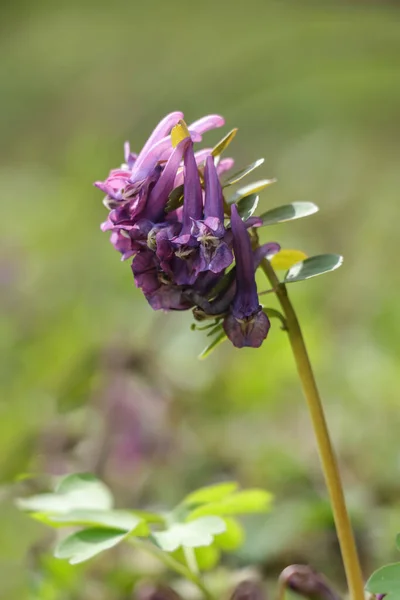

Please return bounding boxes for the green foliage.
[153,516,226,552]
[223,159,265,186]
[284,254,343,283]
[366,536,400,599]
[211,129,238,157]
[236,193,259,220]
[18,474,272,570]
[228,179,276,204]
[366,563,400,599]
[55,528,129,565]
[260,202,319,225]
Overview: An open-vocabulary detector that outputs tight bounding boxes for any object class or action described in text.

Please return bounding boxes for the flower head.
[96,111,282,351]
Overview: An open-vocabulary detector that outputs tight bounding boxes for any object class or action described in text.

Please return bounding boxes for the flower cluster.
[95,112,280,348]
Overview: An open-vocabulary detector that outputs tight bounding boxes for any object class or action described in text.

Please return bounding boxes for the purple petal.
[188,115,225,136]
[230,204,259,317]
[253,242,281,269]
[181,141,203,235]
[194,148,212,164]
[147,285,193,311]
[145,137,190,222]
[223,310,270,348]
[199,241,232,274]
[131,251,160,295]
[217,157,235,176]
[204,155,224,222]
[134,112,183,171]
[124,142,137,169]
[110,231,132,255]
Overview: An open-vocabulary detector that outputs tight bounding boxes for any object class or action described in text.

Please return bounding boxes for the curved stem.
[128,538,214,600]
[259,257,364,600]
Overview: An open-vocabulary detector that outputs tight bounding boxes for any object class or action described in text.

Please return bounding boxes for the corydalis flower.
[96,111,281,350]
[223,205,270,348]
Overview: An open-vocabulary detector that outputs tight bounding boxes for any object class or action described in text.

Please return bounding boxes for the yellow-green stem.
[260,257,364,600]
[128,537,214,600]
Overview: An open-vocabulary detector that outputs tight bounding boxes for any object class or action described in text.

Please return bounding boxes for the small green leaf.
[211,129,238,157]
[46,509,144,532]
[366,563,400,598]
[188,489,273,520]
[284,254,343,284]
[214,517,244,551]
[183,482,239,506]
[17,473,113,514]
[236,194,259,221]
[55,527,127,564]
[260,202,319,226]
[223,159,265,186]
[165,185,184,213]
[153,517,226,552]
[198,328,227,360]
[171,545,220,571]
[228,179,276,204]
[130,510,166,524]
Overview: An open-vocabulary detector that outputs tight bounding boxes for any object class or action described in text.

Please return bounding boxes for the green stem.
[260,257,364,600]
[128,538,214,600]
[183,546,200,575]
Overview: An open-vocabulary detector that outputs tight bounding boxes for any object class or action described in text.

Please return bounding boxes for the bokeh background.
[1,0,400,598]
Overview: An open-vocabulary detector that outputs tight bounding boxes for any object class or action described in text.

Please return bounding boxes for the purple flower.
[97,111,282,351]
[191,155,233,274]
[223,205,270,348]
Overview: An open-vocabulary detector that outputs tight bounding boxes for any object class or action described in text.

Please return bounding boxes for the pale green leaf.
[55,527,127,564]
[211,129,238,157]
[214,517,245,551]
[260,202,319,225]
[17,473,113,514]
[366,563,400,598]
[153,516,226,552]
[228,179,276,204]
[198,328,227,360]
[188,490,273,519]
[284,254,343,283]
[223,159,264,186]
[236,193,259,221]
[183,482,239,506]
[47,509,143,532]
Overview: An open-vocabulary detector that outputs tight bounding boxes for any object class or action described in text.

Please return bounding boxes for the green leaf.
[211,129,238,157]
[165,184,184,213]
[214,517,245,551]
[130,510,166,524]
[17,473,113,514]
[236,194,259,221]
[46,509,144,532]
[223,159,264,186]
[183,482,239,506]
[153,516,226,552]
[171,545,220,571]
[228,179,276,204]
[55,527,127,565]
[284,254,343,283]
[198,328,227,360]
[188,489,273,520]
[365,563,400,598]
[259,202,319,225]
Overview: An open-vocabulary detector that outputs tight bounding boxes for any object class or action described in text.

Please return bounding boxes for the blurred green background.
[1,0,400,598]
